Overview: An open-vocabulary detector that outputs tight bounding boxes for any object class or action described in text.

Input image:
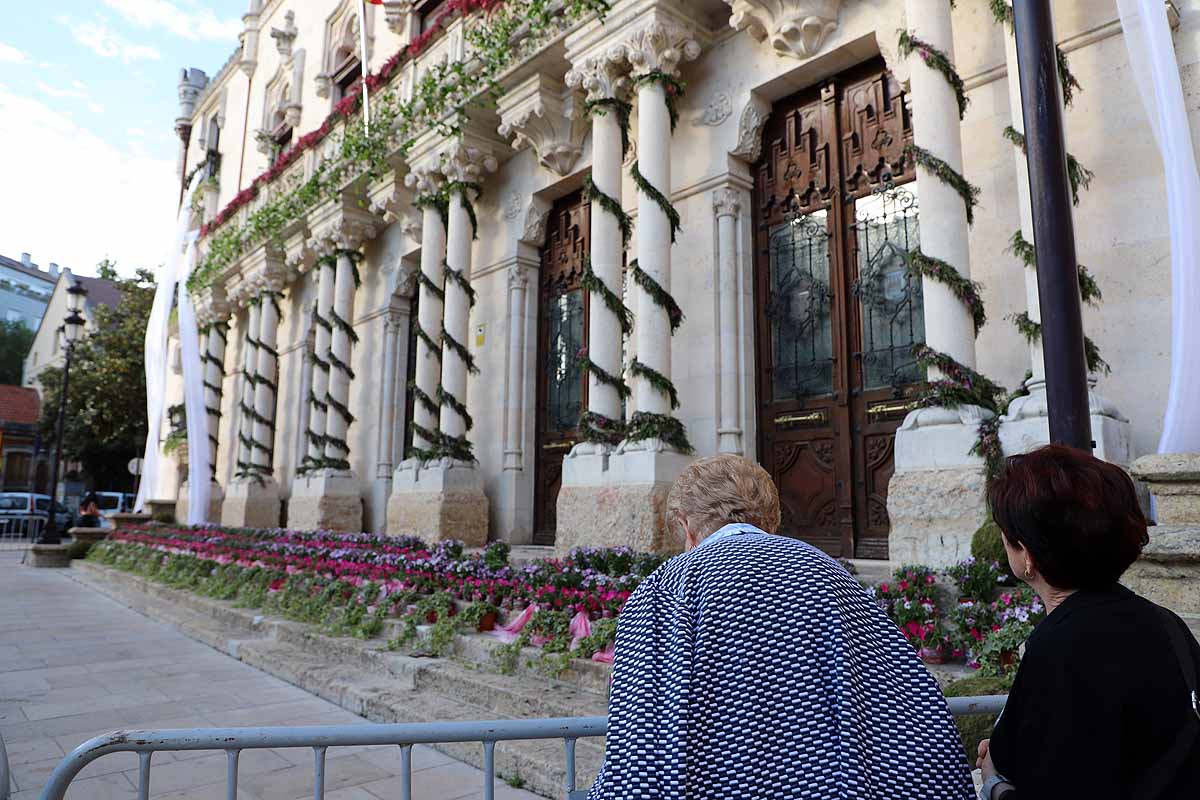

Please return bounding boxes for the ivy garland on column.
[988,1,1081,107]
[403,190,449,462]
[234,292,283,483]
[896,28,1008,478]
[1001,127,1094,206]
[624,69,693,454]
[199,322,227,477]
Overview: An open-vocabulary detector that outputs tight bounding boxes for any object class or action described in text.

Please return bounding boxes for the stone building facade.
[158,0,1185,564]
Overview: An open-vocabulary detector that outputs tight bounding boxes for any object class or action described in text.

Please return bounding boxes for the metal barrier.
[1,732,11,800]
[36,696,1006,800]
[0,515,45,540]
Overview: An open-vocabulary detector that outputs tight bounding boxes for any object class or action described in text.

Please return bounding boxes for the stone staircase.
[69,561,607,799]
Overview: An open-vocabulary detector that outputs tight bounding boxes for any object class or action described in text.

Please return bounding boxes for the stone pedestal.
[387,459,489,545]
[68,527,109,546]
[1123,454,1200,637]
[287,472,362,533]
[1000,380,1132,465]
[110,512,151,528]
[145,500,176,520]
[29,543,71,568]
[221,478,282,530]
[555,441,690,556]
[887,406,990,567]
[176,481,224,526]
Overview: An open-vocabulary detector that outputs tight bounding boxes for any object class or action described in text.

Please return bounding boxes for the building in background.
[159,0,1181,563]
[0,253,58,332]
[23,273,122,395]
[0,385,47,492]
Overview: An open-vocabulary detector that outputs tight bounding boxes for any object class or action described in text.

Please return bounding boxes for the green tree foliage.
[0,319,35,385]
[37,261,155,489]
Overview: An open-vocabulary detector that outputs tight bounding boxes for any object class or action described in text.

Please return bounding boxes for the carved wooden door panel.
[533,191,590,545]
[753,59,922,559]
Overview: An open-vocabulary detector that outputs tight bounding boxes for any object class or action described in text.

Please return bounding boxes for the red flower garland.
[199,0,507,240]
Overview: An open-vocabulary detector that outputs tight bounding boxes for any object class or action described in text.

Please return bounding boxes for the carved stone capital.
[498,74,587,177]
[713,187,742,218]
[439,139,499,186]
[270,10,298,57]
[403,161,444,197]
[623,19,702,78]
[194,284,231,326]
[310,206,381,253]
[730,92,771,163]
[726,0,842,59]
[565,45,632,103]
[507,264,531,291]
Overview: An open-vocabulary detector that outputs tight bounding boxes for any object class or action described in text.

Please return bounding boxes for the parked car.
[0,493,75,536]
[93,491,131,528]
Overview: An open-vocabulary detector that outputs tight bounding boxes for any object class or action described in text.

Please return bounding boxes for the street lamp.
[39,280,88,544]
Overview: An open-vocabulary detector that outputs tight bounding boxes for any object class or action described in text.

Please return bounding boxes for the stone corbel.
[439,137,500,187]
[400,206,423,245]
[730,92,771,163]
[383,1,417,37]
[271,10,298,57]
[315,73,332,99]
[497,74,588,177]
[726,0,842,59]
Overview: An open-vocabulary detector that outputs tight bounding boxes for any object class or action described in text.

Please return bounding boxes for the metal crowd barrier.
[0,516,44,540]
[34,697,1006,800]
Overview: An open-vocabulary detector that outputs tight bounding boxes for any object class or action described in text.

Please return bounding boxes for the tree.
[0,319,35,385]
[37,261,156,489]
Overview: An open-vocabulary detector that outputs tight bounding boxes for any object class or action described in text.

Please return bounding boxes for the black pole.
[39,340,73,544]
[1012,1,1093,451]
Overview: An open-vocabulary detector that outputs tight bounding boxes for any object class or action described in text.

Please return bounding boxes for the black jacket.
[990,584,1200,800]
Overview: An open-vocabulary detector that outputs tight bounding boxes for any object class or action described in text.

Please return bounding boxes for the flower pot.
[999,648,1019,673]
[919,646,946,664]
[476,611,498,632]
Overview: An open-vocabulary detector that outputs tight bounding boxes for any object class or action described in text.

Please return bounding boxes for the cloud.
[63,18,162,63]
[0,42,28,64]
[127,127,147,137]
[0,85,177,278]
[35,81,105,114]
[102,0,242,42]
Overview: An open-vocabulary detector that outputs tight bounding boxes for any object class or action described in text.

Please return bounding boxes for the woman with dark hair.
[978,444,1200,800]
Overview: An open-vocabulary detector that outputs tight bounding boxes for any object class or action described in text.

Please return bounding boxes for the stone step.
[69,562,606,798]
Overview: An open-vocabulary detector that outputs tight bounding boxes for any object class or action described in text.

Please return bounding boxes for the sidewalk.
[0,550,542,800]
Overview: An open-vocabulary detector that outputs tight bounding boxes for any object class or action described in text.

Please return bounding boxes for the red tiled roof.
[0,385,41,425]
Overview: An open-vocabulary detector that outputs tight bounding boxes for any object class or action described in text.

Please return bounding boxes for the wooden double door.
[532,191,591,545]
[753,59,927,559]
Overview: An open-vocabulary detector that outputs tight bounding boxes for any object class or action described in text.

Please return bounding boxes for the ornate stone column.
[252,289,281,477]
[370,307,407,533]
[714,187,744,455]
[305,251,336,469]
[390,139,495,546]
[235,300,261,477]
[503,266,531,473]
[887,0,989,566]
[288,208,378,533]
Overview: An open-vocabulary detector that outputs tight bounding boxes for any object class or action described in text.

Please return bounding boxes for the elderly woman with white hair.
[587,454,974,800]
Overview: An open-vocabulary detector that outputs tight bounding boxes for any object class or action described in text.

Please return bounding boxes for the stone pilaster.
[713,186,745,455]
[369,308,408,533]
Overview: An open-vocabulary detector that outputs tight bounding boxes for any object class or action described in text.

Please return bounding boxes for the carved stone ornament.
[623,20,702,77]
[519,204,550,247]
[311,210,380,254]
[730,93,771,163]
[439,139,499,186]
[507,263,531,291]
[694,91,732,127]
[564,45,632,103]
[271,10,298,58]
[498,74,588,177]
[503,192,523,220]
[400,206,423,244]
[726,0,843,59]
[403,162,444,196]
[382,0,416,36]
[713,186,742,218]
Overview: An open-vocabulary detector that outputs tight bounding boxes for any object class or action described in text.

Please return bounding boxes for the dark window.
[416,0,449,32]
[333,52,361,101]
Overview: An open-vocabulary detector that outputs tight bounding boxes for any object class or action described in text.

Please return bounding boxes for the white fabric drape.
[1117,0,1200,454]
[177,239,211,524]
[135,180,199,512]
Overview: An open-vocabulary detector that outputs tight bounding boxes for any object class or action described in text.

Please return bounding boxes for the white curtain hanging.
[1117,0,1200,454]
[177,239,212,524]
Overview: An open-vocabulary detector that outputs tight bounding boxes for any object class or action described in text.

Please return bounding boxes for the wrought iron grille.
[542,289,585,434]
[767,208,835,401]
[851,181,926,392]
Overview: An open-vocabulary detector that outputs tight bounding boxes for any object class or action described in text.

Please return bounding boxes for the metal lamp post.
[39,280,88,544]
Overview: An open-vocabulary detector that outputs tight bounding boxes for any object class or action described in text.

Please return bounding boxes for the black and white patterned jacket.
[588,526,975,799]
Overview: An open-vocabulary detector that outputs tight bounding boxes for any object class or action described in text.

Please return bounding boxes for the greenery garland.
[308,389,329,413]
[445,181,482,240]
[914,345,1007,415]
[626,411,693,454]
[328,308,360,344]
[583,97,632,158]
[582,176,632,247]
[327,350,356,381]
[1056,46,1081,107]
[1001,127,1093,206]
[581,257,632,335]
[436,385,474,432]
[630,260,683,332]
[577,410,626,446]
[629,359,679,410]
[1077,264,1101,306]
[444,264,477,308]
[1009,313,1108,375]
[630,161,681,243]
[904,249,986,335]
[412,321,442,361]
[898,30,969,120]
[441,330,479,375]
[409,381,439,417]
[633,70,685,133]
[905,144,981,225]
[577,352,631,399]
[416,270,445,303]
[414,191,450,233]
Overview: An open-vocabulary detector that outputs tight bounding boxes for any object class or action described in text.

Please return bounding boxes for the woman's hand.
[977,739,997,781]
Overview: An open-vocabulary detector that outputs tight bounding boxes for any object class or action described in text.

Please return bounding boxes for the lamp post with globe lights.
[39,280,88,545]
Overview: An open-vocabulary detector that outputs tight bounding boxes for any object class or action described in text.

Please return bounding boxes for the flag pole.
[358,0,371,135]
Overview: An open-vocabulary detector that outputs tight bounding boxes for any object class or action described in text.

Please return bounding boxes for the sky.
[0,0,248,279]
